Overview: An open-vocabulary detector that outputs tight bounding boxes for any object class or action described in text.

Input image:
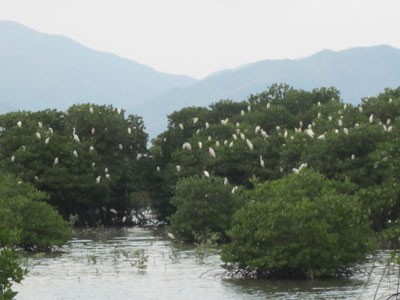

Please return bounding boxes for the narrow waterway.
[14,227,400,299]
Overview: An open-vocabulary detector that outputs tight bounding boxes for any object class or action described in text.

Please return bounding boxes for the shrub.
[0,175,72,251]
[170,176,242,242]
[221,169,375,279]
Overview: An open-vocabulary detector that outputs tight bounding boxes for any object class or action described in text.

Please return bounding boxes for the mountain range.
[1,20,400,138]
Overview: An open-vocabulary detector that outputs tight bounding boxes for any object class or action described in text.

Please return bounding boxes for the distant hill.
[1,21,399,139]
[136,45,400,138]
[0,20,196,113]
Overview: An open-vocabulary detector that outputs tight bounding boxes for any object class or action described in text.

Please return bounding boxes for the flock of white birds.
[161,97,395,194]
[10,106,146,187]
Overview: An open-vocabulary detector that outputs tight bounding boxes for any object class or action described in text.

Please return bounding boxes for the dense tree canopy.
[221,170,374,279]
[0,104,151,225]
[2,85,400,282]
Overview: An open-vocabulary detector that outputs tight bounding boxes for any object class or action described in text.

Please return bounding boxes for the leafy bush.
[0,248,27,300]
[0,175,72,251]
[221,170,375,279]
[170,176,242,242]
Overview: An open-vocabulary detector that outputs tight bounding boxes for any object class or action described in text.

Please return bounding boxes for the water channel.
[14,227,400,299]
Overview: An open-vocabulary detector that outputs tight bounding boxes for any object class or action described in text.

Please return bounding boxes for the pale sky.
[1,0,399,79]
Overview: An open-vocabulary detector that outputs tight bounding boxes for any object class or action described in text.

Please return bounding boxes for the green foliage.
[0,104,151,225]
[0,174,71,299]
[221,170,375,279]
[0,174,72,251]
[0,248,27,300]
[170,176,242,242]
[151,84,400,228]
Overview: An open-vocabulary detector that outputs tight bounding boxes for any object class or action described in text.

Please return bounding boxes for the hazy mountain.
[0,20,196,113]
[1,21,399,139]
[136,45,400,138]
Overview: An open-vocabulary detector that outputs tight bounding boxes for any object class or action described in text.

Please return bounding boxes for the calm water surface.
[14,228,400,299]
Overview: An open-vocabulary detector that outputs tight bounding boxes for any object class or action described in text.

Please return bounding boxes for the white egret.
[38,121,43,128]
[73,150,78,157]
[232,134,238,140]
[91,128,95,135]
[209,147,216,158]
[53,157,59,165]
[241,110,245,116]
[105,174,110,179]
[176,165,181,172]
[259,155,265,168]
[221,118,229,125]
[351,154,356,160]
[179,123,184,130]
[205,122,209,129]
[224,177,229,185]
[261,130,268,139]
[305,129,314,138]
[35,132,41,139]
[369,114,374,123]
[128,127,132,134]
[136,153,142,160]
[266,103,271,109]
[343,128,349,135]
[11,155,15,162]
[359,106,363,112]
[96,176,101,184]
[246,139,254,151]
[45,137,50,144]
[89,107,94,114]
[110,208,117,214]
[193,117,199,125]
[293,163,307,174]
[119,144,123,150]
[89,145,95,152]
[73,128,80,142]
[156,166,161,172]
[255,126,261,134]
[203,170,210,177]
[104,168,109,174]
[48,127,54,134]
[198,141,203,149]
[231,186,239,194]
[182,142,192,151]
[17,121,22,128]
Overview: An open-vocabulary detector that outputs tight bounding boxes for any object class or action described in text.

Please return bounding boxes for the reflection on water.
[14,228,400,299]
